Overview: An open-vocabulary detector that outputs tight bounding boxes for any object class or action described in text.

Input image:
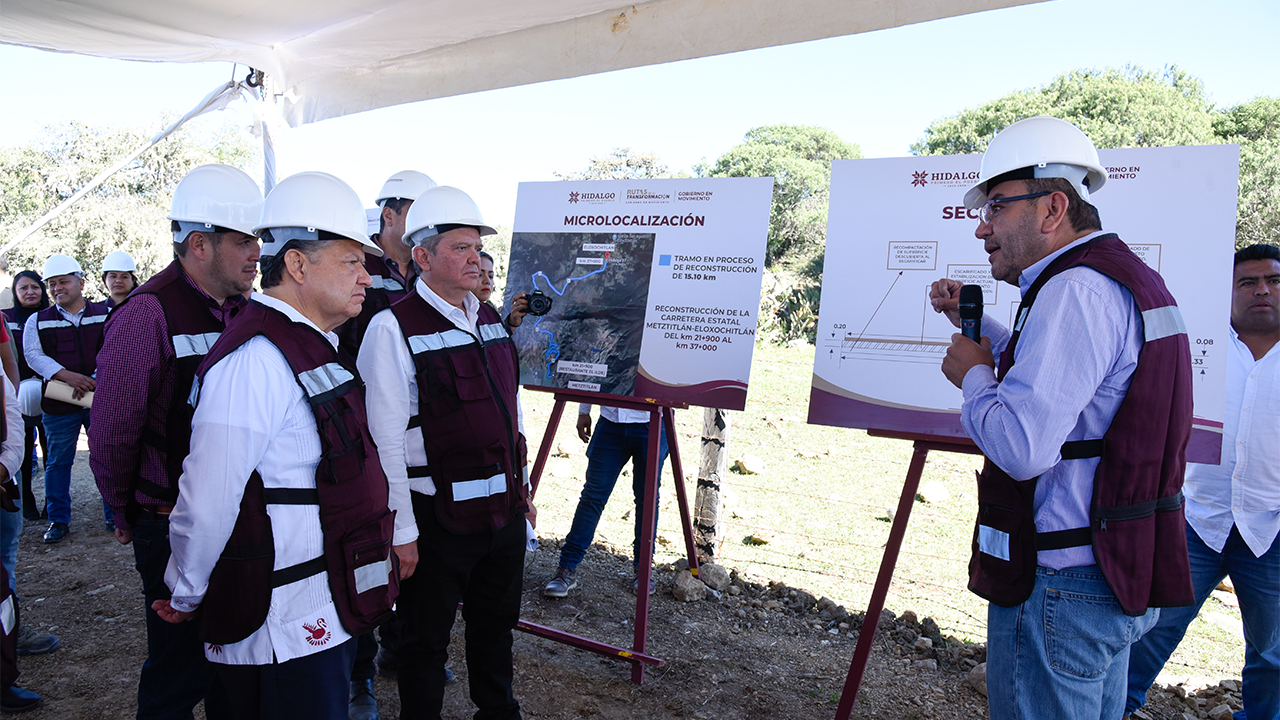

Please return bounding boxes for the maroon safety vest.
[388,291,528,534]
[105,260,239,519]
[193,299,398,645]
[35,300,108,414]
[968,234,1195,615]
[337,247,415,359]
[3,307,39,382]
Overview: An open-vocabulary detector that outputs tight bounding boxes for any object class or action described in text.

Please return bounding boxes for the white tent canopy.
[1,0,1040,127]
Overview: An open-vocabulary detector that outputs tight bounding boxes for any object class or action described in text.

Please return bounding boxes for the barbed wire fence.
[525,349,1246,683]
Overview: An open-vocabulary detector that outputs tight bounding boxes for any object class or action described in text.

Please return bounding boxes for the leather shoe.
[0,685,43,713]
[42,522,67,544]
[348,679,379,720]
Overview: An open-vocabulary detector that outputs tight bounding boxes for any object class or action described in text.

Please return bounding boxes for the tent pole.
[0,79,249,258]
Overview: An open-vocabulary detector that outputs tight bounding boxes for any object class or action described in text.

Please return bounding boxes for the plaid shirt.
[89,266,243,528]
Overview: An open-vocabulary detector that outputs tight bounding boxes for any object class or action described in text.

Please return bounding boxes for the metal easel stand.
[833,430,981,720]
[523,387,701,684]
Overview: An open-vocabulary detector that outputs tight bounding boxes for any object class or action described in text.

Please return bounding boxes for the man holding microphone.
[929,116,1194,719]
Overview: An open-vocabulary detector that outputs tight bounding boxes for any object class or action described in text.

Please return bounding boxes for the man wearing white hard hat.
[22,254,110,544]
[89,163,264,720]
[101,250,139,309]
[153,171,399,720]
[336,169,437,359]
[928,116,1194,719]
[359,186,531,720]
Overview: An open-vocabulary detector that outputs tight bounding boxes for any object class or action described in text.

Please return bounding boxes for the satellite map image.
[506,231,656,396]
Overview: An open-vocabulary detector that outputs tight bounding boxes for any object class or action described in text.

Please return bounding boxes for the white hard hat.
[18,378,42,417]
[42,254,84,280]
[102,250,136,273]
[404,186,496,247]
[376,170,437,206]
[254,172,382,256]
[169,164,264,238]
[964,116,1108,210]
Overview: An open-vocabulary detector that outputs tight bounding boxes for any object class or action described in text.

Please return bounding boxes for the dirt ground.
[9,445,1242,720]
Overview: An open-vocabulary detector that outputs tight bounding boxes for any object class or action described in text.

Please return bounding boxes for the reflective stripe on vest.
[478,322,507,343]
[297,363,356,399]
[979,525,1011,562]
[407,329,474,354]
[37,314,107,329]
[355,557,393,594]
[1142,305,1187,342]
[0,594,13,635]
[452,471,509,502]
[369,275,404,292]
[173,332,222,359]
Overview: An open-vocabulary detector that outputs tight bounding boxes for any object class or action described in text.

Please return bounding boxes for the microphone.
[958,284,983,343]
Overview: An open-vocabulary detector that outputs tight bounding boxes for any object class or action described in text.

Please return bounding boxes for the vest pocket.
[334,508,399,634]
[449,352,491,402]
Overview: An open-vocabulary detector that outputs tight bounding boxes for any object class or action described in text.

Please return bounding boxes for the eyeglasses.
[978,191,1051,224]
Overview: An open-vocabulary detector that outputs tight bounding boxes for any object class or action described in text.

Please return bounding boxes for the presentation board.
[807,145,1240,464]
[507,177,773,410]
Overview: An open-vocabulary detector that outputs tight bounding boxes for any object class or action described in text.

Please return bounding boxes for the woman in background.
[3,271,50,520]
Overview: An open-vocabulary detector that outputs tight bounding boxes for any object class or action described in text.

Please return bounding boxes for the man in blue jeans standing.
[22,254,109,543]
[930,117,1193,719]
[1125,244,1280,720]
[544,404,667,597]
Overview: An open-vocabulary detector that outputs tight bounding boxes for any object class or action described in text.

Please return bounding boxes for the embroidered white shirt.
[164,292,353,664]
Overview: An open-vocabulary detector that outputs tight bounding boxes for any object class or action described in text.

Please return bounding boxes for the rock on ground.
[699,562,731,592]
[967,662,988,697]
[671,569,707,602]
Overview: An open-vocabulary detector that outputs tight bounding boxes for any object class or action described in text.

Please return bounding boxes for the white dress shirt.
[961,232,1143,569]
[23,303,106,380]
[577,404,653,424]
[360,279,527,547]
[1184,328,1279,557]
[165,293,352,664]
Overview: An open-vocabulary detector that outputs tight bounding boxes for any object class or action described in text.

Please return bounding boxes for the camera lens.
[527,290,553,316]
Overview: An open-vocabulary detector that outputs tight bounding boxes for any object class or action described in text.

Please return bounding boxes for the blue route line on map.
[531,258,610,379]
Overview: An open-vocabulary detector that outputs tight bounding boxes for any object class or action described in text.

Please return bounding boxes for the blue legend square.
[659,254,672,266]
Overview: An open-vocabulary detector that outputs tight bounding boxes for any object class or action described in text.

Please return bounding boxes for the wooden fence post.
[694,406,730,562]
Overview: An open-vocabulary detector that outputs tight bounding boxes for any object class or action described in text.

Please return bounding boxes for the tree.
[554,147,672,181]
[0,119,258,297]
[912,66,1216,155]
[701,125,860,266]
[911,66,1279,248]
[1213,97,1280,248]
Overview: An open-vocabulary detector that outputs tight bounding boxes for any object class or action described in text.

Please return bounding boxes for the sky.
[1,0,1277,227]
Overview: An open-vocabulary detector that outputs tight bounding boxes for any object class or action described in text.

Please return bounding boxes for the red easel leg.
[663,407,699,576]
[631,409,663,684]
[528,398,566,498]
[833,441,930,720]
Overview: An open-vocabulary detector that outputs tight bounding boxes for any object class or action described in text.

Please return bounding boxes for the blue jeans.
[42,409,109,527]
[558,417,667,571]
[132,512,231,720]
[1127,524,1279,720]
[986,564,1159,720]
[1,506,19,595]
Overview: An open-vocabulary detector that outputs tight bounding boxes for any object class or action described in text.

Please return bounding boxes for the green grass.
[523,342,1245,682]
